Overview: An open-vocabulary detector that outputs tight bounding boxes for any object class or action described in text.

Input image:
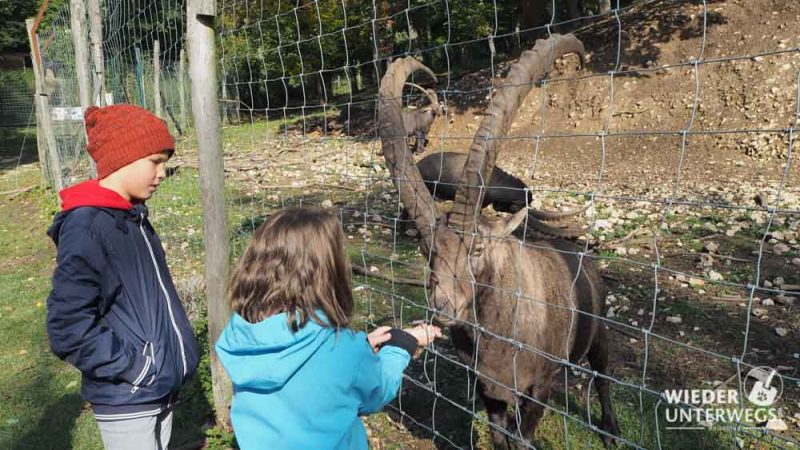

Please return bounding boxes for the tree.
[1,0,38,53]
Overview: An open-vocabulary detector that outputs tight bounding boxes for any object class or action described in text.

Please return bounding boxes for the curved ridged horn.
[530,203,590,221]
[405,82,442,114]
[449,34,586,231]
[527,214,585,239]
[379,57,439,253]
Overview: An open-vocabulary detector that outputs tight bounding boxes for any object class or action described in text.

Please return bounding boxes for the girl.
[215,207,441,450]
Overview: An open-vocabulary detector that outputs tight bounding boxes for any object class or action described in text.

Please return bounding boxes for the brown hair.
[228,206,353,329]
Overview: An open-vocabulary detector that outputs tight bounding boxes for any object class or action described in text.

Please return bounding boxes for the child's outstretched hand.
[367,326,393,353]
[404,324,442,347]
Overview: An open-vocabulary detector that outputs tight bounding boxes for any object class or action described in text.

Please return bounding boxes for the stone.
[689,277,706,287]
[765,419,788,432]
[666,316,682,324]
[774,243,790,255]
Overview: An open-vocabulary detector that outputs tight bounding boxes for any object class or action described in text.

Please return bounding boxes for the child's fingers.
[367,326,393,352]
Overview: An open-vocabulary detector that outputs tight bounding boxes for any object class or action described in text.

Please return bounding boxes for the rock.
[774,243,790,255]
[404,229,418,237]
[708,271,724,281]
[765,418,788,432]
[775,295,795,306]
[775,327,788,337]
[705,242,719,253]
[762,298,775,307]
[774,276,785,286]
[369,266,379,273]
[606,307,616,318]
[792,258,800,266]
[752,308,768,317]
[689,277,705,287]
[666,316,682,324]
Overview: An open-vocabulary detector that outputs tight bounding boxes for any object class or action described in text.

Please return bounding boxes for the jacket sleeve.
[46,220,154,385]
[351,338,412,415]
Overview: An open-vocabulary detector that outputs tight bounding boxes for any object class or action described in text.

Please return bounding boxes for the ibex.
[415,151,586,238]
[402,82,443,153]
[378,35,620,448]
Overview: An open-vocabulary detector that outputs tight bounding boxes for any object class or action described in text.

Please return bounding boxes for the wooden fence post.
[27,18,63,191]
[153,40,161,118]
[187,0,232,427]
[69,0,92,110]
[179,48,187,130]
[87,0,106,105]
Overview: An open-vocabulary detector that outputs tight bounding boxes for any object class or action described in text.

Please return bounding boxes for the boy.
[46,104,199,450]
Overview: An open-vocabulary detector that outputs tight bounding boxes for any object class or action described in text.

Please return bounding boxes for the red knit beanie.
[85,104,175,179]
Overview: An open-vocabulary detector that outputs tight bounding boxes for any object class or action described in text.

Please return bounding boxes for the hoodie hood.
[215,312,336,390]
[59,179,133,213]
[47,180,139,245]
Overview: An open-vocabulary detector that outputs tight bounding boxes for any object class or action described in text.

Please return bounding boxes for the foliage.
[0,0,37,53]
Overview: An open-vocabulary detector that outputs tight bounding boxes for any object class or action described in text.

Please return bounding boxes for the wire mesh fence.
[30,0,800,448]
[34,4,93,186]
[0,67,37,194]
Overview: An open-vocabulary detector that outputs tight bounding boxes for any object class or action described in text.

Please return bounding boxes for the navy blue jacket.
[46,180,199,420]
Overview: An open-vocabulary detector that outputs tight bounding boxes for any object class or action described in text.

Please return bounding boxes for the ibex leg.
[586,326,620,447]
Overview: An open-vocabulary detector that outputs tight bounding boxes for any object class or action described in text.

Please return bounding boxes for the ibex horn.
[405,82,439,108]
[529,203,590,222]
[527,214,584,239]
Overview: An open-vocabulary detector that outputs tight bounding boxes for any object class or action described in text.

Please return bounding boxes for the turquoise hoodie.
[215,312,412,450]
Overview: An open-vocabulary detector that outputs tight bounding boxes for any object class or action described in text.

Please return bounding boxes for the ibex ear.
[500,207,528,238]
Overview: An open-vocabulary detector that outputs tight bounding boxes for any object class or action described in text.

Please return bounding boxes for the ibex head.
[427,208,529,322]
[405,82,444,117]
[379,35,585,325]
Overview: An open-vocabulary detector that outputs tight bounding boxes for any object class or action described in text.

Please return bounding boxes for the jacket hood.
[215,312,336,390]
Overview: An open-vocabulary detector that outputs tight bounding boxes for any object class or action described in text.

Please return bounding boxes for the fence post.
[153,40,161,118]
[87,0,105,105]
[220,80,229,125]
[135,47,146,108]
[69,0,92,110]
[179,48,187,130]
[187,0,232,426]
[27,18,63,191]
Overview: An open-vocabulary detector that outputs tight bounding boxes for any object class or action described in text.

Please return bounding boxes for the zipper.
[138,214,188,378]
[130,342,154,394]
